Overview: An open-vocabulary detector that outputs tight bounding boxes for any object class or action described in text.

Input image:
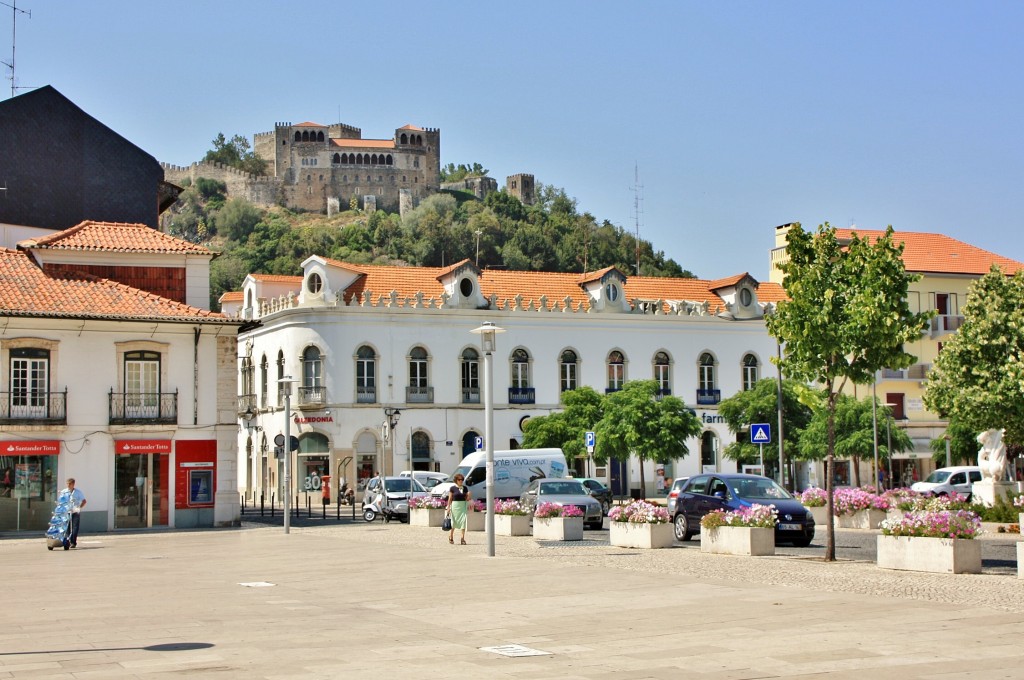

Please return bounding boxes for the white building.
[0,222,242,534]
[223,258,785,502]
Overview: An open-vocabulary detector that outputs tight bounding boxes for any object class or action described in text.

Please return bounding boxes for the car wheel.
[362,509,377,522]
[601,500,611,515]
[791,535,813,548]
[586,520,603,530]
[673,513,692,541]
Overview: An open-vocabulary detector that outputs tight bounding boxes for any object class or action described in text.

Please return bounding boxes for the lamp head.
[470,321,506,352]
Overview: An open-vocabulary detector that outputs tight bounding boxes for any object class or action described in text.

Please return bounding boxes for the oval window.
[459,277,474,297]
[307,272,323,295]
[739,288,752,306]
[605,283,619,302]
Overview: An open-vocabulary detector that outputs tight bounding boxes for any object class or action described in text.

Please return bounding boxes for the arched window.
[653,351,671,395]
[461,431,481,458]
[560,349,578,393]
[386,155,393,165]
[276,350,285,405]
[294,132,301,142]
[356,345,376,403]
[400,133,408,144]
[408,346,430,402]
[411,431,432,467]
[125,350,161,418]
[356,153,363,165]
[317,131,324,142]
[333,153,340,164]
[302,131,310,142]
[701,431,719,469]
[259,354,268,408]
[371,155,378,165]
[698,352,719,404]
[461,348,479,403]
[607,351,625,392]
[511,348,530,389]
[302,346,323,405]
[742,354,759,391]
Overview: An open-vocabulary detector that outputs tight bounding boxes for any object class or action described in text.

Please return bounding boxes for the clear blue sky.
[5,1,1022,281]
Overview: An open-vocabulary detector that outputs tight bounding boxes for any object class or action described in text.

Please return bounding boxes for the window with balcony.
[259,355,268,409]
[697,352,719,405]
[461,348,480,403]
[5,347,64,422]
[239,355,255,414]
[407,346,432,403]
[300,346,325,407]
[509,348,534,404]
[119,350,170,422]
[560,349,578,393]
[653,351,671,397]
[931,292,963,335]
[607,351,625,392]
[742,353,759,391]
[356,345,376,403]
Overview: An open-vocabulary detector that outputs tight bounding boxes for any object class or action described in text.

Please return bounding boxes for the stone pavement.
[2,522,1023,679]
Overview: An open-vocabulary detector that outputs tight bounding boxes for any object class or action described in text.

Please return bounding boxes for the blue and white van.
[431,448,567,501]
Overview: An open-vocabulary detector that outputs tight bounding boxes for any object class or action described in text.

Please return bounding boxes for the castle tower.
[507,173,535,206]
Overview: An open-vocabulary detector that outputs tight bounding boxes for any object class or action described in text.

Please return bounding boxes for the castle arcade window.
[560,349,578,393]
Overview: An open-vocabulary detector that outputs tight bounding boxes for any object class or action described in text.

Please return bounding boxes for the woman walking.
[446,473,471,545]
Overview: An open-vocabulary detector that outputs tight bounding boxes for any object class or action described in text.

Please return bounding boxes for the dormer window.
[307,272,323,295]
[460,277,474,297]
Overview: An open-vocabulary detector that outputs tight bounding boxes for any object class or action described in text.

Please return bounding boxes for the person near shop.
[63,478,87,548]
[2,467,12,496]
[446,473,471,545]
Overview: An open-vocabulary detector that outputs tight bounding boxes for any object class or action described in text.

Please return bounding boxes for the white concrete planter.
[886,508,905,524]
[609,521,674,549]
[533,516,584,541]
[805,506,829,525]
[494,514,531,536]
[837,509,886,529]
[1019,513,1023,530]
[1018,542,1024,580]
[876,535,982,574]
[700,525,775,556]
[466,509,485,532]
[409,508,446,527]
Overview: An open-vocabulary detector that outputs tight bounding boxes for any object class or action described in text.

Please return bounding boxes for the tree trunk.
[825,391,837,562]
[638,455,646,500]
[851,455,862,488]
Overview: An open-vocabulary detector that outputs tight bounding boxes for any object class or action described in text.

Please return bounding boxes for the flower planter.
[886,508,905,524]
[805,506,829,526]
[409,508,446,527]
[533,516,584,541]
[876,535,981,574]
[1018,542,1024,580]
[466,509,485,532]
[700,526,775,556]
[609,522,674,549]
[494,514,531,536]
[837,508,886,529]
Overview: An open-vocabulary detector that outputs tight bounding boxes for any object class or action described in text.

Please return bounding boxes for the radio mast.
[2,0,31,98]
[630,163,644,275]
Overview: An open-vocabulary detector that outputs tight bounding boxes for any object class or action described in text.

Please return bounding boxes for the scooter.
[338,481,355,506]
[362,490,409,523]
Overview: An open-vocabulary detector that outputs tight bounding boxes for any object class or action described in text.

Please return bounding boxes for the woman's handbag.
[441,515,452,531]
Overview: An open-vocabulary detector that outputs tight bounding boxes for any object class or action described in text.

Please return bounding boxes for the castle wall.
[161,162,282,208]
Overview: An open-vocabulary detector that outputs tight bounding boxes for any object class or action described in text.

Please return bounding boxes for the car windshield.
[923,470,952,484]
[539,481,586,495]
[384,478,425,493]
[730,478,793,500]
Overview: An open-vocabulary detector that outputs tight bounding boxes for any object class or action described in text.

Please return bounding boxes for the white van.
[911,466,982,499]
[430,448,567,501]
[399,470,448,489]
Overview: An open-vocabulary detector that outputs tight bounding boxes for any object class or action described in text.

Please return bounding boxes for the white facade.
[230,259,782,501]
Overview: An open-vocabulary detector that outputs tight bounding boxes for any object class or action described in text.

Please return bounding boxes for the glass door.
[114,453,168,528]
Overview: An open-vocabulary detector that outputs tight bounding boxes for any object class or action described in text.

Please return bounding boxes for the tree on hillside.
[924,267,1024,446]
[594,380,701,497]
[203,133,267,176]
[521,387,604,465]
[717,379,814,479]
[440,162,489,182]
[766,223,932,560]
[798,395,913,487]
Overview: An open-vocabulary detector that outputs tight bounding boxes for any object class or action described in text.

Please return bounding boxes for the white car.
[911,466,982,499]
[399,470,449,490]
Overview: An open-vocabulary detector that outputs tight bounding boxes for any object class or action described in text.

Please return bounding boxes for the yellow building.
[770,224,1023,487]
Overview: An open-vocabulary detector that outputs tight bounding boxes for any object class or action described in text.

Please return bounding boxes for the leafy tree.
[521,387,604,463]
[929,418,982,467]
[203,133,267,176]
[212,197,264,242]
[924,267,1024,445]
[766,223,932,560]
[717,379,814,479]
[440,162,489,182]
[799,395,913,486]
[594,380,701,497]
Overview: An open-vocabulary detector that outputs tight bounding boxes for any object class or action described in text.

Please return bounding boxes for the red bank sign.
[2,440,60,455]
[115,440,172,454]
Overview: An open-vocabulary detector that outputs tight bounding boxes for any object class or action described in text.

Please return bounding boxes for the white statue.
[977,428,1008,481]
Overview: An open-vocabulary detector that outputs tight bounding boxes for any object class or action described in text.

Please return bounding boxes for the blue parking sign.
[585,431,596,448]
[750,423,771,444]
[475,436,483,451]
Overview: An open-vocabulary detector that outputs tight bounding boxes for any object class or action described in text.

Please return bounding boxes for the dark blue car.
[672,473,814,547]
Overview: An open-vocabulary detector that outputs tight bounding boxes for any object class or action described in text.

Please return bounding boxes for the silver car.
[519,478,604,530]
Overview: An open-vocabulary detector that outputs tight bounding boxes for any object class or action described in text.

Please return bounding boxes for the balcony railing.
[930,314,964,337]
[0,390,67,424]
[605,386,622,394]
[696,389,721,405]
[406,385,434,403]
[655,387,672,400]
[109,390,178,425]
[462,387,480,404]
[356,385,376,404]
[508,387,536,404]
[879,364,932,381]
[298,385,326,408]
[238,393,257,415]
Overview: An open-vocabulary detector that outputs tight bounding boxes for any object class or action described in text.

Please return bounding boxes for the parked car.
[666,477,690,516]
[362,476,428,520]
[671,473,814,547]
[519,478,605,530]
[911,466,982,499]
[574,477,613,514]
[399,470,449,490]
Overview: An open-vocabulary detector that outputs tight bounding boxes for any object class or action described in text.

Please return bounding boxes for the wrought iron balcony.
[605,387,622,394]
[696,389,721,405]
[237,394,257,415]
[462,387,480,404]
[508,387,535,404]
[406,385,434,403]
[0,390,67,424]
[110,390,178,425]
[356,385,376,404]
[298,385,327,408]
[655,387,672,400]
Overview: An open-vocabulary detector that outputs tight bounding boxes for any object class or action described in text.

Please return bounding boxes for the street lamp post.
[278,376,298,534]
[470,321,505,558]
[384,407,401,511]
[944,433,951,468]
[885,402,898,489]
[872,380,880,493]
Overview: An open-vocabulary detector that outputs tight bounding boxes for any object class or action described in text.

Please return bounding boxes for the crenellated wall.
[161,162,282,208]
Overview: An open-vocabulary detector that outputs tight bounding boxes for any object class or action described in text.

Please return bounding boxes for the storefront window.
[0,453,59,532]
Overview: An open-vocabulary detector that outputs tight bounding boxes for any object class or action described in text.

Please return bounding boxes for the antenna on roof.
[630,162,644,275]
[1,0,31,99]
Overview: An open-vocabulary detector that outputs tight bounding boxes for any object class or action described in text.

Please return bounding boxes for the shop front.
[113,439,170,529]
[0,440,60,533]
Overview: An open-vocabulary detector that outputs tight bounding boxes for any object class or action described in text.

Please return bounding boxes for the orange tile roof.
[295,121,325,127]
[578,266,622,285]
[251,274,304,284]
[707,273,749,290]
[19,221,214,255]
[0,248,231,322]
[398,124,425,131]
[219,291,244,303]
[330,138,395,149]
[834,228,1023,276]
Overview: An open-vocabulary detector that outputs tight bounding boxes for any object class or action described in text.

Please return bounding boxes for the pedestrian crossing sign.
[750,423,771,444]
